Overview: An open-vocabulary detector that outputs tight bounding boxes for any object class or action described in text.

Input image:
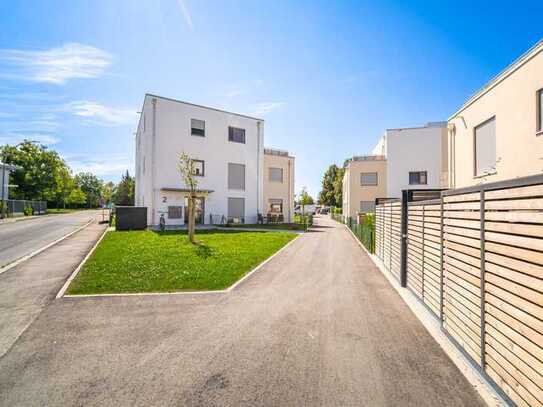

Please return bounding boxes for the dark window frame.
[228,126,246,144]
[191,119,205,137]
[269,199,283,213]
[360,172,378,186]
[192,159,205,177]
[537,88,543,134]
[408,171,428,185]
[168,206,183,219]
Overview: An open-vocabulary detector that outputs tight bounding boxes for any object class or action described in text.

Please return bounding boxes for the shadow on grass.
[150,229,270,237]
[194,242,215,258]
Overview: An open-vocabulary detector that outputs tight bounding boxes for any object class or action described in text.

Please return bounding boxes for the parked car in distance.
[294,204,316,215]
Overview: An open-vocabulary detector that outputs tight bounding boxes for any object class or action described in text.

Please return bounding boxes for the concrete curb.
[0,219,95,275]
[60,231,302,299]
[343,225,507,407]
[55,225,109,299]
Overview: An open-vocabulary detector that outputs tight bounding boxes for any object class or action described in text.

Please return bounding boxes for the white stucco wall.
[136,95,264,226]
[385,124,448,198]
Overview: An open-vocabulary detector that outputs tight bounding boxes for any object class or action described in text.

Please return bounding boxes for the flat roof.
[145,93,264,122]
[449,38,543,120]
[386,122,446,132]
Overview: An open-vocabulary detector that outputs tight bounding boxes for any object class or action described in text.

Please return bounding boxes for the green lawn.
[67,229,297,294]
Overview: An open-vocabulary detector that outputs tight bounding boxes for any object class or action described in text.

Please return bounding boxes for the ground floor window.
[228,197,245,222]
[168,206,182,219]
[269,199,283,213]
[359,201,375,213]
[409,171,427,185]
[184,197,205,224]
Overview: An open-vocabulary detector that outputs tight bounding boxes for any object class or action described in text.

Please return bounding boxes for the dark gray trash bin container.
[115,206,147,231]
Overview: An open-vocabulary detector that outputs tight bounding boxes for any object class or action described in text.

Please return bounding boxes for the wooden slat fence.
[406,199,442,318]
[375,200,402,281]
[373,175,543,407]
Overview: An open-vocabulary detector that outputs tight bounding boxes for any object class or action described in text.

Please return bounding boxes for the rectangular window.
[269,167,283,183]
[269,199,283,213]
[191,119,205,137]
[168,206,182,219]
[360,201,375,213]
[228,197,245,220]
[192,159,205,176]
[360,172,378,186]
[228,126,246,143]
[228,163,245,190]
[538,88,543,133]
[474,116,496,176]
[409,171,428,185]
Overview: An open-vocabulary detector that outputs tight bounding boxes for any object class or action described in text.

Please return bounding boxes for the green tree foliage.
[318,164,344,207]
[101,181,115,206]
[74,172,103,208]
[0,140,68,201]
[66,188,87,207]
[113,171,135,206]
[333,167,345,209]
[298,186,314,210]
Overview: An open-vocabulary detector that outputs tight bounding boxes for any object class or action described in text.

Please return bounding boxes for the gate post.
[400,190,409,287]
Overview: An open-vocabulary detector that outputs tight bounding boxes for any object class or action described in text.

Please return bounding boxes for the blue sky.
[0,1,542,197]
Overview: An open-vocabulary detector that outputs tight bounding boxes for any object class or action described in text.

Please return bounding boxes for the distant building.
[342,155,387,219]
[448,39,543,188]
[373,122,449,197]
[263,148,295,223]
[0,162,18,201]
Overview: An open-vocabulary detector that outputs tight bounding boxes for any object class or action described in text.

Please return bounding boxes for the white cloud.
[250,102,285,116]
[176,0,193,29]
[0,132,60,146]
[65,154,133,177]
[65,101,138,126]
[0,43,112,84]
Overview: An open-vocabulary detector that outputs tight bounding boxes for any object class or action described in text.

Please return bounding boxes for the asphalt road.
[0,216,485,406]
[0,210,101,267]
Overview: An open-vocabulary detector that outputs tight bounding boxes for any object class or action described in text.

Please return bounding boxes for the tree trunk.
[187,195,195,243]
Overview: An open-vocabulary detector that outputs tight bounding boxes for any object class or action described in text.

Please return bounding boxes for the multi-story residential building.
[342,155,387,219]
[135,94,295,227]
[448,39,543,188]
[372,122,449,197]
[263,148,295,223]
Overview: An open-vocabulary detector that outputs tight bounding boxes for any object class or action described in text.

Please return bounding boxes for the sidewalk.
[0,218,107,357]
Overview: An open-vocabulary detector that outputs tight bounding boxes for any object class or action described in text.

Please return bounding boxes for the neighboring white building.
[135,94,295,227]
[0,162,18,201]
[372,122,449,198]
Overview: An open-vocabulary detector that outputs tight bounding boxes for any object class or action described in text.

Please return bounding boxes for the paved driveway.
[0,216,484,406]
[0,210,102,267]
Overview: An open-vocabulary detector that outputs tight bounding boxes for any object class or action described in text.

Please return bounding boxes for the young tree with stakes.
[178,152,198,243]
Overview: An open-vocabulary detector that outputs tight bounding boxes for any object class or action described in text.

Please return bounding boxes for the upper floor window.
[191,119,205,137]
[269,167,283,183]
[474,116,496,176]
[409,171,427,185]
[228,163,245,190]
[537,88,543,133]
[192,159,205,176]
[360,172,378,186]
[229,127,246,144]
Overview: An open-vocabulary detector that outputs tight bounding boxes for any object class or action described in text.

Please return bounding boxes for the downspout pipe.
[151,97,157,225]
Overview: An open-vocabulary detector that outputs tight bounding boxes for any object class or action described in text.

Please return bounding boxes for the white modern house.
[372,122,449,197]
[135,94,294,227]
